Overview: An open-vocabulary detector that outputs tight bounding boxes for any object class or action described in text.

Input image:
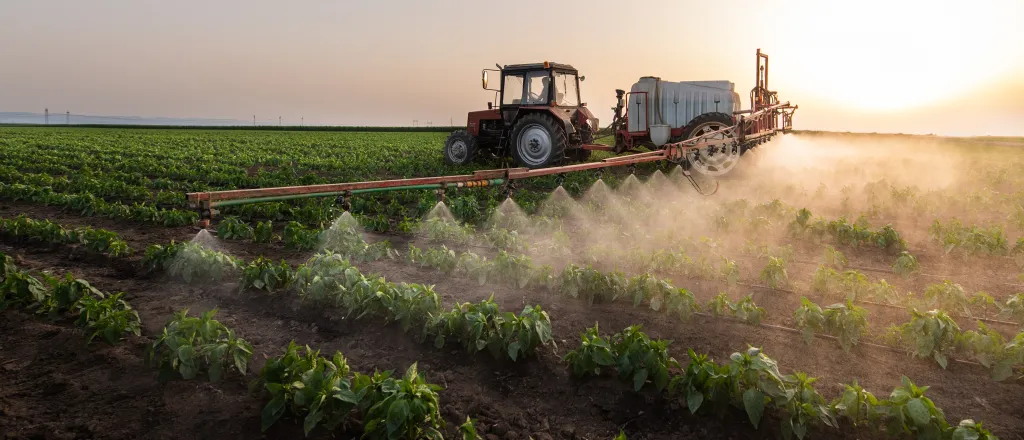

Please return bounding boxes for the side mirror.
[482,71,488,90]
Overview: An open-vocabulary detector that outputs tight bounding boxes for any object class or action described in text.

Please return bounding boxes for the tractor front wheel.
[443,130,478,166]
[510,113,567,169]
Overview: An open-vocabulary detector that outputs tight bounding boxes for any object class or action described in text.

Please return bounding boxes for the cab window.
[502,74,525,105]
[554,72,579,106]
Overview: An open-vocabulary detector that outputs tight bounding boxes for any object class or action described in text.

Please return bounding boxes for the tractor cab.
[491,62,580,109]
[443,62,599,169]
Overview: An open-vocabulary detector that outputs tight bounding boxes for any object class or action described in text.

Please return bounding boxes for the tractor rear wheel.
[510,113,566,169]
[680,112,741,177]
[443,130,478,166]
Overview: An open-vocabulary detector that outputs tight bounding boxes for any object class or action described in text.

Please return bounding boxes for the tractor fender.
[544,108,577,135]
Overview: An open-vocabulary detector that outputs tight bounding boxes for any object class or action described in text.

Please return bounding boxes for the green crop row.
[257,343,449,438]
[0,214,132,257]
[0,127,655,229]
[929,219,1012,256]
[142,242,555,364]
[565,324,999,440]
[0,183,198,227]
[143,308,473,439]
[0,252,141,344]
[789,208,907,253]
[812,264,1022,323]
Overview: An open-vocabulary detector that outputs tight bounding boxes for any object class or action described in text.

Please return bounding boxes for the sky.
[1,0,1023,135]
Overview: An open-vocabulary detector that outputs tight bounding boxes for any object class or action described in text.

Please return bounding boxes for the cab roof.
[502,62,576,72]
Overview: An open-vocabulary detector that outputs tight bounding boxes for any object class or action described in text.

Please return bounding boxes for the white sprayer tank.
[626,77,741,145]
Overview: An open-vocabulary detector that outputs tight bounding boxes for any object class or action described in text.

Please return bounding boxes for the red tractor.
[443,62,599,169]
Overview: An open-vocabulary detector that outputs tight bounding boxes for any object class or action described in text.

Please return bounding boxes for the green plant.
[166,243,241,283]
[258,342,361,436]
[413,245,459,274]
[720,257,740,286]
[564,323,616,378]
[72,227,132,257]
[950,419,999,440]
[877,376,949,437]
[1013,238,1024,269]
[959,322,1005,371]
[706,292,732,317]
[727,346,787,429]
[0,267,48,311]
[869,279,902,305]
[429,296,553,362]
[893,251,919,278]
[668,348,733,417]
[732,294,767,326]
[421,217,475,245]
[793,297,825,345]
[627,272,672,308]
[760,256,788,289]
[822,245,847,270]
[608,325,678,392]
[663,287,701,322]
[822,300,868,352]
[892,309,961,369]
[779,372,837,440]
[930,219,1009,256]
[240,257,294,293]
[217,217,254,240]
[969,292,997,317]
[253,220,275,243]
[993,332,1024,382]
[557,264,628,305]
[831,380,883,427]
[455,251,491,285]
[74,292,141,344]
[354,362,445,440]
[459,417,481,440]
[999,293,1024,323]
[492,250,534,288]
[283,221,320,250]
[872,225,907,251]
[142,241,182,273]
[923,281,970,316]
[37,273,103,318]
[0,252,13,279]
[147,308,253,381]
[485,228,525,253]
[292,251,355,306]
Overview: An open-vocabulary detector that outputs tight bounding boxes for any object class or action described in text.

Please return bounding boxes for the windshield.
[554,72,579,106]
[523,71,550,105]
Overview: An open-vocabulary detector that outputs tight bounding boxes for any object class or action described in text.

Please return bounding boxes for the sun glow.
[769,0,1023,112]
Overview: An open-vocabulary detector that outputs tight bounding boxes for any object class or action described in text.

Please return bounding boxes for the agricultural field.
[2,126,1024,440]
